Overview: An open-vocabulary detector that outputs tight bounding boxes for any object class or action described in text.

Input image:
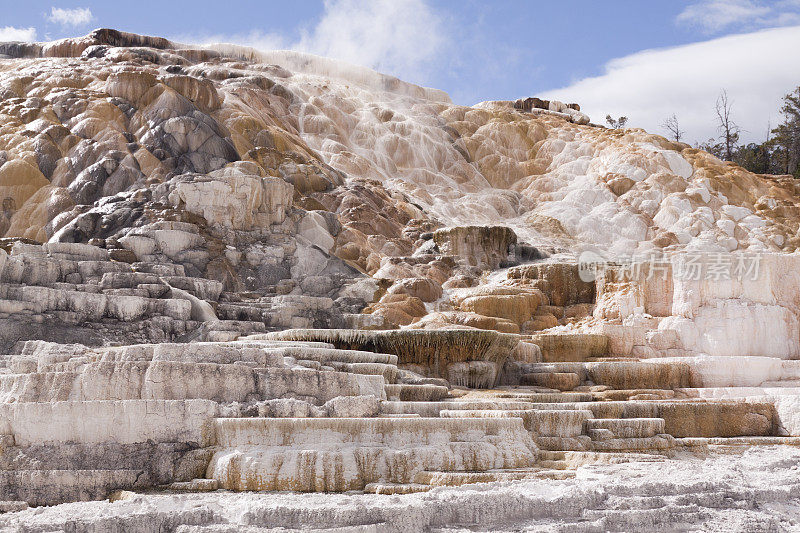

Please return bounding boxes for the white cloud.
[0,26,37,42]
[175,29,287,53]
[677,0,800,33]
[541,25,800,144]
[47,7,93,27]
[178,0,448,85]
[293,0,446,83]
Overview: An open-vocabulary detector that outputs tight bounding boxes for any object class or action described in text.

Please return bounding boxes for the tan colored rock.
[648,401,775,438]
[263,328,519,381]
[526,333,608,362]
[447,361,498,388]
[606,174,635,196]
[0,160,49,222]
[410,311,520,334]
[442,275,476,290]
[521,372,580,391]
[450,286,545,329]
[105,70,159,106]
[108,248,137,263]
[510,341,542,363]
[460,292,541,326]
[386,277,443,303]
[587,361,691,390]
[6,185,74,241]
[433,226,516,269]
[506,263,594,307]
[525,312,559,332]
[537,305,564,319]
[565,303,593,320]
[162,75,221,113]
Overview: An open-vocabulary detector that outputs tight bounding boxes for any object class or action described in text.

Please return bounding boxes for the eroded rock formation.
[1,28,800,528]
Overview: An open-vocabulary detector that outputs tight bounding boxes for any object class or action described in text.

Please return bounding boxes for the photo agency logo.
[577,249,763,283]
[578,249,608,282]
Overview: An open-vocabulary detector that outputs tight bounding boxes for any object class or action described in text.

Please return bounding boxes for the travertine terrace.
[1,28,800,531]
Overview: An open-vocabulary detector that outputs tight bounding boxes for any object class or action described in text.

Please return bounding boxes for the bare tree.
[661,114,685,142]
[605,115,629,129]
[715,89,740,160]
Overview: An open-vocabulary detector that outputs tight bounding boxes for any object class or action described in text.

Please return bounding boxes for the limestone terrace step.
[268,346,399,365]
[589,435,675,453]
[0,469,141,507]
[0,399,219,446]
[584,418,666,438]
[384,384,449,401]
[493,391,594,403]
[412,469,574,486]
[380,400,538,417]
[440,408,594,437]
[676,436,800,447]
[517,361,692,389]
[213,416,531,447]
[476,400,777,438]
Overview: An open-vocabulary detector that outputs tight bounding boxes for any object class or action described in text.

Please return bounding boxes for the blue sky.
[2,1,800,143]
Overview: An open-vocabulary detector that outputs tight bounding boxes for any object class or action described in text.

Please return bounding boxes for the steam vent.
[2,28,800,531]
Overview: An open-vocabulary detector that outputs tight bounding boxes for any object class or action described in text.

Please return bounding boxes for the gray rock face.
[0,205,373,348]
[140,113,238,174]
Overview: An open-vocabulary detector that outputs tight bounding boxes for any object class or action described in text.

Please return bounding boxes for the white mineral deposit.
[0,6,799,530]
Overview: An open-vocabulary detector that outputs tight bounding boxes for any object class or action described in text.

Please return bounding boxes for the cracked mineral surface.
[0,28,800,532]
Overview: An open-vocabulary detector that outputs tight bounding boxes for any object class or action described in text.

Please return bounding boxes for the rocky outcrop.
[163,163,293,230]
[0,236,371,350]
[507,262,595,307]
[261,328,519,387]
[0,335,541,504]
[209,417,537,491]
[3,28,800,525]
[525,333,608,362]
[594,253,800,359]
[433,226,517,269]
[513,97,590,124]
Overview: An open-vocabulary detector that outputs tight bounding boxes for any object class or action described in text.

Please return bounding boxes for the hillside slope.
[2,29,798,259]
